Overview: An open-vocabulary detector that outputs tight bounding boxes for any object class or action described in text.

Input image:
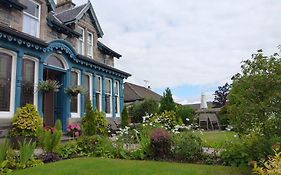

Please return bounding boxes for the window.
[70,70,80,118]
[0,53,12,111]
[21,59,35,107]
[23,0,40,37]
[95,76,101,111]
[83,73,92,110]
[87,32,93,58]
[45,55,65,69]
[114,80,120,116]
[77,27,84,55]
[105,78,112,115]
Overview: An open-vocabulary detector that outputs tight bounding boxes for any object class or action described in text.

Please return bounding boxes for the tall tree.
[227,50,281,135]
[213,83,230,108]
[159,88,176,112]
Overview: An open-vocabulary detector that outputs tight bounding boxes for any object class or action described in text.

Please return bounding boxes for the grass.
[192,131,240,148]
[11,158,249,175]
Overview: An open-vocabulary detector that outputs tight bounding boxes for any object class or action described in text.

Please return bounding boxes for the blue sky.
[73,0,281,104]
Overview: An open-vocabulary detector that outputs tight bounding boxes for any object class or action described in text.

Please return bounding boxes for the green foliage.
[159,88,176,113]
[175,105,195,125]
[0,139,9,162]
[129,99,159,123]
[227,50,281,135]
[65,85,84,96]
[172,132,203,162]
[150,128,171,159]
[55,142,78,159]
[10,104,42,137]
[149,111,178,131]
[76,135,101,156]
[36,120,62,153]
[217,105,230,129]
[213,83,230,108]
[82,100,96,136]
[94,137,116,158]
[253,146,281,175]
[37,80,61,93]
[18,139,36,165]
[121,106,129,128]
[221,132,281,167]
[0,161,12,174]
[82,100,108,136]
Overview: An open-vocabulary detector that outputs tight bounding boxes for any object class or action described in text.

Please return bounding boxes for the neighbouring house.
[0,0,131,133]
[124,82,162,106]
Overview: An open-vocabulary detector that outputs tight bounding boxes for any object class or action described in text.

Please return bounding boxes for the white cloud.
[73,0,281,99]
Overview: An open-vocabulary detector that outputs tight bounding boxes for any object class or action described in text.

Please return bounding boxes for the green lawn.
[192,131,239,148]
[12,158,249,175]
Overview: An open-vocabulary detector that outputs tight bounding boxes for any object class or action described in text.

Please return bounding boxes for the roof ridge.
[55,3,87,15]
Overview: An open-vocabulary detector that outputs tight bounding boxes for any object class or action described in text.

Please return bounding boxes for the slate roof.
[54,2,104,37]
[97,41,122,59]
[124,82,162,103]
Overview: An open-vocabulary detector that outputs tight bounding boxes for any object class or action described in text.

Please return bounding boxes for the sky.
[72,0,281,104]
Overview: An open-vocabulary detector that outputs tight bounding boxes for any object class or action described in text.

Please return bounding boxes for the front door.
[43,68,65,127]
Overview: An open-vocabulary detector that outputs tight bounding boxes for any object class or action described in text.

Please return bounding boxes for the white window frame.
[87,31,93,58]
[84,73,93,102]
[70,69,81,118]
[105,78,112,117]
[22,0,41,37]
[77,26,84,55]
[0,48,17,118]
[95,75,102,111]
[23,56,39,107]
[114,80,120,117]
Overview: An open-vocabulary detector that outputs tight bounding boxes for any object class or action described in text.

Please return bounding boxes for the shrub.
[121,106,129,128]
[76,135,101,156]
[0,139,9,162]
[10,104,42,137]
[149,111,178,131]
[36,120,62,153]
[221,133,280,167]
[82,100,108,136]
[175,105,195,125]
[217,105,230,130]
[39,153,61,163]
[66,123,81,138]
[129,99,159,123]
[18,139,36,165]
[253,145,281,175]
[172,132,203,162]
[55,141,78,159]
[150,128,171,159]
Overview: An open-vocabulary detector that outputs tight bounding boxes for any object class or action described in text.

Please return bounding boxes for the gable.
[55,2,104,38]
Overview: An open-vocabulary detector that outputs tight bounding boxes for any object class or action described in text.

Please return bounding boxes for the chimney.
[200,92,208,109]
[56,0,76,12]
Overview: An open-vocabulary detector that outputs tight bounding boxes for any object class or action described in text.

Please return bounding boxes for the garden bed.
[11,158,250,175]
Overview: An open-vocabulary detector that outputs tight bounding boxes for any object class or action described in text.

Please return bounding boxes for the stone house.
[0,0,131,133]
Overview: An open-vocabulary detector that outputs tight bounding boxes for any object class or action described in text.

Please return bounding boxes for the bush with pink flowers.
[67,123,81,138]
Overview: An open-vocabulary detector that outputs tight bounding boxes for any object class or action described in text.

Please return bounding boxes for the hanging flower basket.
[65,85,85,96]
[37,80,61,93]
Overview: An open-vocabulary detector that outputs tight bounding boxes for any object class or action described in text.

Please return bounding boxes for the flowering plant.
[67,123,81,138]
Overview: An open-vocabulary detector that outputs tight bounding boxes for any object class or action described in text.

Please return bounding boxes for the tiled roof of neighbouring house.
[124,82,162,103]
[55,4,87,23]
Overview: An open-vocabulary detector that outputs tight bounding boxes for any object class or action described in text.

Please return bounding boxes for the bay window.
[70,70,80,118]
[23,0,40,37]
[95,76,102,111]
[21,58,38,107]
[105,78,112,115]
[114,80,120,116]
[83,73,92,110]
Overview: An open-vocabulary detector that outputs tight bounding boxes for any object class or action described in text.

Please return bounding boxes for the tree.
[159,88,176,113]
[121,106,129,128]
[227,50,281,135]
[82,100,96,136]
[175,105,195,125]
[213,83,230,108]
[129,99,159,123]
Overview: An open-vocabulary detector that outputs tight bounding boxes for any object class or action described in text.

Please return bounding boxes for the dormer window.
[77,27,84,55]
[87,32,93,58]
[22,0,40,37]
